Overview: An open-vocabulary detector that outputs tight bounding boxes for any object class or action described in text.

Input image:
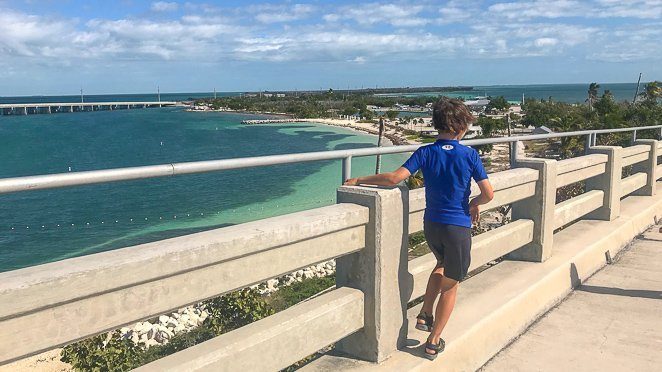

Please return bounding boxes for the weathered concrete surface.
[0,204,369,364]
[136,288,364,372]
[302,182,662,372]
[621,172,648,197]
[335,186,412,363]
[510,158,557,262]
[554,190,604,229]
[633,139,658,196]
[587,146,622,221]
[481,224,662,372]
[556,154,607,175]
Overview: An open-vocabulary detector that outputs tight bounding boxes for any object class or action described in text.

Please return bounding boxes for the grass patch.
[267,275,336,312]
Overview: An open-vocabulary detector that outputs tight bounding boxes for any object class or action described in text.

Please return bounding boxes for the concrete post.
[508,158,557,262]
[335,186,411,363]
[632,139,658,196]
[586,146,623,220]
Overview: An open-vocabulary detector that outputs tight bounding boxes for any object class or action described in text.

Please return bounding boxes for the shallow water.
[0,108,408,271]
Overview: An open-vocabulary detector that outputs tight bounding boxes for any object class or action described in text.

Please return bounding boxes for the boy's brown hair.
[431,97,475,134]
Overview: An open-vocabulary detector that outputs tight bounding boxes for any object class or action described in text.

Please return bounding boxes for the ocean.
[0,107,408,272]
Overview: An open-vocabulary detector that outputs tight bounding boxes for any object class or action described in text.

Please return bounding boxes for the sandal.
[415,312,434,332]
[424,337,445,360]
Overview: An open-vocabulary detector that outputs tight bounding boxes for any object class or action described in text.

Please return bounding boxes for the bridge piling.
[335,186,410,363]
[633,139,659,196]
[509,158,557,262]
[586,146,623,220]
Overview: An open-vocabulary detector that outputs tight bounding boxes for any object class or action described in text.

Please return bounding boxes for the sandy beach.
[300,118,422,146]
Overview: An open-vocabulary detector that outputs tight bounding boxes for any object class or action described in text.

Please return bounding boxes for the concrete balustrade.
[137,287,365,372]
[586,146,622,221]
[0,204,369,364]
[621,173,648,197]
[632,139,659,196]
[621,144,650,166]
[554,190,604,229]
[1,139,662,371]
[556,154,607,188]
[510,158,557,262]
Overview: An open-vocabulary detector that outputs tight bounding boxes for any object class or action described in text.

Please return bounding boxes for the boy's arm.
[469,179,494,223]
[344,167,411,187]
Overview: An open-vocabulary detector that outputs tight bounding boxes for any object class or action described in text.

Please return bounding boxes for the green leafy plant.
[61,288,273,371]
[60,331,143,372]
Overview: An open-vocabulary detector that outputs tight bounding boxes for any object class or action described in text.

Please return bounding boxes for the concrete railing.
[0,132,661,370]
[0,204,369,370]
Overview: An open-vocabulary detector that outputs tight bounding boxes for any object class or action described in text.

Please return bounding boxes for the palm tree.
[639,81,661,103]
[587,82,600,111]
[375,117,385,174]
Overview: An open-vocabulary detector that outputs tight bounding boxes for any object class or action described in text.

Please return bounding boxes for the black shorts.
[423,220,472,282]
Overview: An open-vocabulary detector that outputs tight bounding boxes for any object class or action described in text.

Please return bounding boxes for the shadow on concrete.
[571,259,660,300]
[577,285,662,300]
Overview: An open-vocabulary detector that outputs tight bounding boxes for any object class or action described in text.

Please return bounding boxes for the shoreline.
[299,118,420,146]
[184,107,423,146]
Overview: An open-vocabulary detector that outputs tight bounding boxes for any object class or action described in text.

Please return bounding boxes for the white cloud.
[0,1,659,68]
[487,0,662,20]
[151,1,179,13]
[325,3,431,27]
[254,4,315,23]
[534,37,559,47]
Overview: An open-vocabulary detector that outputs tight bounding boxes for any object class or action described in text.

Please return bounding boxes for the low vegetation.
[61,277,335,371]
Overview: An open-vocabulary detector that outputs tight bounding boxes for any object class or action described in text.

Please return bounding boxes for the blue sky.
[0,0,660,95]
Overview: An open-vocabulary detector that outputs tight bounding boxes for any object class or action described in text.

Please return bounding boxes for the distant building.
[532,126,553,134]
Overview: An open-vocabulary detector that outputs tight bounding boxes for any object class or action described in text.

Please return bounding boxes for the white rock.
[172,313,180,319]
[158,315,170,323]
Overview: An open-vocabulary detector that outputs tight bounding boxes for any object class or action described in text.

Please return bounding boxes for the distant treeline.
[195,91,443,119]
[243,86,472,95]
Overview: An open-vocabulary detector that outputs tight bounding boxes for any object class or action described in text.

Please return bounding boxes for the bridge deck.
[481,224,662,372]
[0,101,176,108]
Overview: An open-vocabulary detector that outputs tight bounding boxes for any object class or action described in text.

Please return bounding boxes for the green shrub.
[268,275,336,311]
[408,231,426,249]
[60,331,143,372]
[61,288,273,371]
[205,288,275,334]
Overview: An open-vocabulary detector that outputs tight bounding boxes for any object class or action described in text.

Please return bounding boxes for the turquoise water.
[0,108,408,272]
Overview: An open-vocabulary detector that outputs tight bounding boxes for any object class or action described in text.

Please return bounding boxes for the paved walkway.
[481,224,662,372]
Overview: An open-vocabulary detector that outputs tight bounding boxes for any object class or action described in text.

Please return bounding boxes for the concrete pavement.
[481,224,662,372]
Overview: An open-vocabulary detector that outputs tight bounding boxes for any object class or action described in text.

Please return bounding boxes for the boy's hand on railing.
[344,178,360,186]
[469,201,480,224]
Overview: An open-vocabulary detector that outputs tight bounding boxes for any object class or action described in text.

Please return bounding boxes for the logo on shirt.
[442,144,454,150]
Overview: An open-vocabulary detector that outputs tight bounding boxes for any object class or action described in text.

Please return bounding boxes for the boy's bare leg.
[426,275,458,352]
[418,264,444,325]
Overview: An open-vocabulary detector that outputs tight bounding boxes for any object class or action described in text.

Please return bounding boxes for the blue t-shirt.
[402,139,488,228]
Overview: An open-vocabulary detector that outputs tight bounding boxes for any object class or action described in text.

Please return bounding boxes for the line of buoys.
[7,198,337,231]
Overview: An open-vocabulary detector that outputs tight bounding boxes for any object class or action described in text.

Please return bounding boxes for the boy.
[344,97,494,360]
